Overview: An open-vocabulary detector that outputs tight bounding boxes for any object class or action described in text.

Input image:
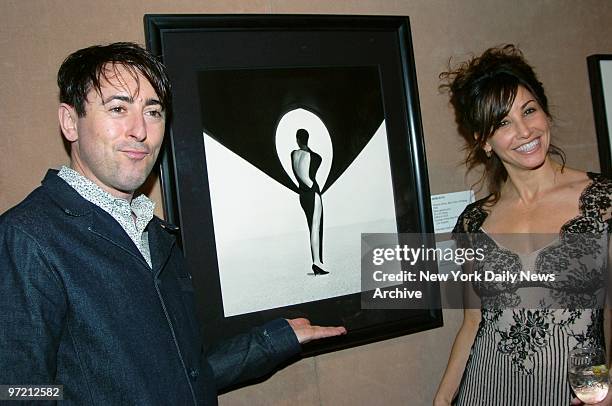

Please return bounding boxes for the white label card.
[430,190,475,234]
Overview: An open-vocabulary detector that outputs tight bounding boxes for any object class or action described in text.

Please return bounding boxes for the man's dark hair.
[57,42,171,119]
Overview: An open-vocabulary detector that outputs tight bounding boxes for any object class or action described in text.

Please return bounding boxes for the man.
[0,42,345,405]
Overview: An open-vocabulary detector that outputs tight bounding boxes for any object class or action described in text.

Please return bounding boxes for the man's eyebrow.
[101,95,163,109]
[145,98,163,108]
[102,95,133,105]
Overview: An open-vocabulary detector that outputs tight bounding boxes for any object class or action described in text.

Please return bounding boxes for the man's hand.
[287,318,347,345]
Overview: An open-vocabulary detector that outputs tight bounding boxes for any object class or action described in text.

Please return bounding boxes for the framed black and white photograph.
[144,14,441,354]
[587,54,612,178]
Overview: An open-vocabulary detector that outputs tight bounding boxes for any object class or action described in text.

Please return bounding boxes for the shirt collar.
[57,166,155,226]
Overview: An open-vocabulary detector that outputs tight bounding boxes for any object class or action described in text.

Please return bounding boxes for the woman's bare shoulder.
[557,167,591,192]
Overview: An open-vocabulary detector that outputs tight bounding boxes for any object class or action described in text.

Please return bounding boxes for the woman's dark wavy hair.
[439,44,565,204]
[57,42,172,121]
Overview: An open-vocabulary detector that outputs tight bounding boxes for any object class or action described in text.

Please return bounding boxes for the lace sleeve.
[590,174,612,231]
[452,196,489,235]
[450,201,488,310]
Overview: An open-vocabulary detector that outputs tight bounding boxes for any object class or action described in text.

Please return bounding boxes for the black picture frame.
[587,54,612,178]
[144,14,442,355]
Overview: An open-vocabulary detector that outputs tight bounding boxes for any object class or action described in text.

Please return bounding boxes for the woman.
[291,128,329,275]
[434,45,612,405]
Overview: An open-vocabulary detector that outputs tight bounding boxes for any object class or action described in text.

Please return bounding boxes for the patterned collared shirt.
[58,166,154,268]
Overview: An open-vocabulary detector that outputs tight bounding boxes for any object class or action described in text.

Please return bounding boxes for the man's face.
[63,64,165,200]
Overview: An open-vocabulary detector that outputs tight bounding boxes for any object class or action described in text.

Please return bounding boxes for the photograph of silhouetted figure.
[197,66,398,316]
[291,129,328,275]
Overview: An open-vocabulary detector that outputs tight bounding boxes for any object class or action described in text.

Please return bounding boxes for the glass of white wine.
[568,347,609,404]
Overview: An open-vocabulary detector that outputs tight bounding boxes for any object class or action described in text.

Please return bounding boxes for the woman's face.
[484,85,551,173]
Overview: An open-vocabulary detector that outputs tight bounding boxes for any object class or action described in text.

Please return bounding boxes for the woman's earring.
[485,148,492,158]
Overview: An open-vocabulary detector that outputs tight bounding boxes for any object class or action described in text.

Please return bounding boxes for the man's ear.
[59,104,78,142]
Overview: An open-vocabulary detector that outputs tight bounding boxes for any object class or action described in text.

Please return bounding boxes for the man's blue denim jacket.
[0,170,300,405]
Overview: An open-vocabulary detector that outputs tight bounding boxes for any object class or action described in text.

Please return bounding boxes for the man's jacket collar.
[42,169,93,217]
[40,169,178,273]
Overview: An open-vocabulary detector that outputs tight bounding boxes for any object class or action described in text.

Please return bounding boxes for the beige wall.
[2,1,611,404]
